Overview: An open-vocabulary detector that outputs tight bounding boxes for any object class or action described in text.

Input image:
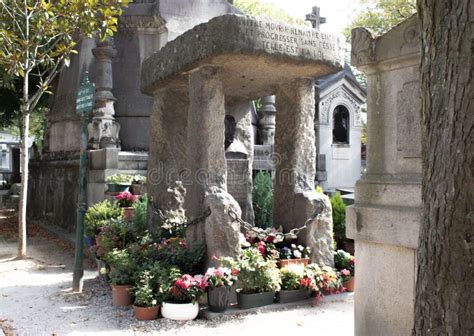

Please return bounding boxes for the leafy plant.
[157,212,188,239]
[221,247,281,294]
[279,244,311,260]
[168,274,208,304]
[150,238,206,275]
[84,200,123,237]
[106,173,134,185]
[132,194,148,238]
[334,249,355,276]
[106,248,136,285]
[132,175,146,184]
[205,267,237,288]
[133,270,157,307]
[92,218,134,260]
[280,269,302,291]
[331,192,347,241]
[114,191,137,207]
[252,171,273,229]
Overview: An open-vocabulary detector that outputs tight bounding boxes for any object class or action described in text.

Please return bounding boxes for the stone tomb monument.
[141,15,343,264]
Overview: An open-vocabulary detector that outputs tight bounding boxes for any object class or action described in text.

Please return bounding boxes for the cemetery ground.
[0,209,354,336]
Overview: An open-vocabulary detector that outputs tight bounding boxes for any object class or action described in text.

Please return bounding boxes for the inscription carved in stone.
[397,81,421,158]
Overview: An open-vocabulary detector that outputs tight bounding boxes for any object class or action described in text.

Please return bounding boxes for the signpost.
[72,72,95,292]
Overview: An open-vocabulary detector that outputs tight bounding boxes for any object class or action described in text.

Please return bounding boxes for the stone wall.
[347,15,421,336]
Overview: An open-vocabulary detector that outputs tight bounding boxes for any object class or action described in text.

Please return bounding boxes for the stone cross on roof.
[305,6,326,30]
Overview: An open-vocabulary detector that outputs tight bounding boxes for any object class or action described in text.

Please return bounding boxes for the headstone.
[141,14,343,263]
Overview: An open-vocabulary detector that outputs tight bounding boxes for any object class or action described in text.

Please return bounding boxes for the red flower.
[231,268,239,276]
[257,241,266,256]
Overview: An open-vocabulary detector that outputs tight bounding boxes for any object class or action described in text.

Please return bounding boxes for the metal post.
[73,72,95,292]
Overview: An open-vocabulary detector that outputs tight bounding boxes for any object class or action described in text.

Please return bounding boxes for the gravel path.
[0,211,354,335]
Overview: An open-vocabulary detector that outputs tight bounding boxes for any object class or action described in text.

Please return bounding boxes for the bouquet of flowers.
[334,249,355,276]
[114,191,137,207]
[169,274,208,303]
[279,244,311,259]
[205,267,237,288]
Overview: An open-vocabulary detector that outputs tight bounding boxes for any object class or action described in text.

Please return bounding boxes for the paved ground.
[0,210,354,336]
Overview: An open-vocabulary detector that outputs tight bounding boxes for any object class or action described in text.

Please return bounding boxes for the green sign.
[76,72,96,114]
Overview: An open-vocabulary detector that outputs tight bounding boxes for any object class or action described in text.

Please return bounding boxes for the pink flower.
[257,241,266,256]
[211,255,218,261]
[341,269,351,276]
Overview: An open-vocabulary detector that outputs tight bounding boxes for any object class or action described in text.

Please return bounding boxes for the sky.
[263,0,368,36]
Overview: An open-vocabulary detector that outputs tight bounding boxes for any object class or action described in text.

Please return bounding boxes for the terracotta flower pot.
[207,286,231,312]
[343,277,355,292]
[278,258,310,269]
[122,207,135,222]
[134,305,160,321]
[161,302,199,321]
[111,284,134,307]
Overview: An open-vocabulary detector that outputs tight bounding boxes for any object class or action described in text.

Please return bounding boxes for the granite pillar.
[274,78,333,266]
[347,15,421,336]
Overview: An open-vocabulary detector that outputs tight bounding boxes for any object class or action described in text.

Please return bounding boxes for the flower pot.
[122,207,135,222]
[207,286,231,312]
[161,301,199,321]
[107,183,130,193]
[134,305,160,321]
[276,288,311,303]
[278,258,310,269]
[84,236,96,247]
[236,291,275,309]
[343,277,355,292]
[111,284,134,307]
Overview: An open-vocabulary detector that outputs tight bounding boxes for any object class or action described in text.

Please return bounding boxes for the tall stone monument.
[141,14,343,263]
[347,15,421,336]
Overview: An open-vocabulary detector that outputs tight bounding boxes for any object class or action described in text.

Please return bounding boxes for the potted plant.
[133,270,160,321]
[334,250,355,292]
[106,248,136,307]
[131,175,147,195]
[161,274,208,321]
[222,247,281,309]
[84,200,123,247]
[205,267,237,312]
[106,173,133,193]
[277,268,316,303]
[308,264,343,295]
[278,244,311,268]
[114,192,137,222]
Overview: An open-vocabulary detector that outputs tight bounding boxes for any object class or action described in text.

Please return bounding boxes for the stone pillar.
[147,88,189,234]
[90,40,120,149]
[274,78,333,266]
[185,66,241,260]
[347,16,421,336]
[258,95,276,145]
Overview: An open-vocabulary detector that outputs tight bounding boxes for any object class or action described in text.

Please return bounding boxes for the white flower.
[297,245,304,251]
[291,244,297,249]
[293,250,302,258]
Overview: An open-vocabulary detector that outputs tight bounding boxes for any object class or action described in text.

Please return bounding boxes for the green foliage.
[280,269,302,290]
[106,248,136,285]
[331,192,347,241]
[106,173,134,185]
[133,270,157,307]
[233,0,301,24]
[252,171,273,229]
[132,194,148,238]
[84,200,123,237]
[222,247,281,294]
[343,0,416,39]
[334,249,355,276]
[93,218,134,260]
[150,239,206,275]
[157,212,188,239]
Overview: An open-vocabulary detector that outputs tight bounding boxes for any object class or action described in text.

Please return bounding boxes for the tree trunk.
[18,90,30,259]
[414,1,473,335]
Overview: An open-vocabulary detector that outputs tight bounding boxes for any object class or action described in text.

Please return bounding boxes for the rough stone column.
[258,96,276,145]
[347,16,421,336]
[185,66,241,260]
[147,87,189,234]
[90,39,120,149]
[274,78,333,266]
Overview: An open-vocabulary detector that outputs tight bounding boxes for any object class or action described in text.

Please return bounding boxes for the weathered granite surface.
[142,14,343,262]
[141,14,344,99]
[347,15,421,336]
